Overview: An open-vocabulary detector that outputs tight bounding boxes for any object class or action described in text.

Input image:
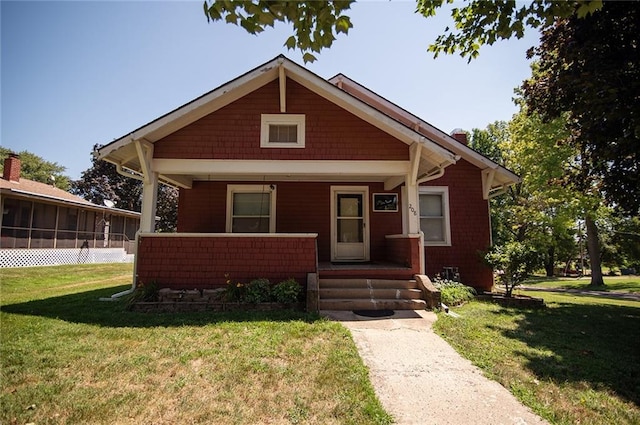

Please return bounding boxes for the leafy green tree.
[417,0,603,59]
[0,147,71,190]
[472,111,584,278]
[203,0,354,63]
[521,1,639,215]
[520,2,639,285]
[203,0,603,62]
[71,144,178,232]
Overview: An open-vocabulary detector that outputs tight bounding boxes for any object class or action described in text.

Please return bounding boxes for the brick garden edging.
[128,287,305,313]
[130,301,305,313]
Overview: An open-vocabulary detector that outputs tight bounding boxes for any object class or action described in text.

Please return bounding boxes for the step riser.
[320,288,423,300]
[320,279,418,290]
[318,279,427,311]
[319,299,426,311]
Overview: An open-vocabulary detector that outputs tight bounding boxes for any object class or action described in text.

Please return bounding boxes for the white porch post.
[406,142,425,274]
[140,172,158,233]
[405,142,422,235]
[135,139,158,233]
[405,174,420,234]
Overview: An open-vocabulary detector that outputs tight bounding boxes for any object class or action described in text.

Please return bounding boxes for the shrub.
[245,278,272,303]
[126,280,159,308]
[484,241,539,297]
[272,278,302,304]
[224,274,246,302]
[432,278,476,306]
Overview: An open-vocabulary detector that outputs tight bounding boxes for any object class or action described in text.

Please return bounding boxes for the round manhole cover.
[353,309,395,318]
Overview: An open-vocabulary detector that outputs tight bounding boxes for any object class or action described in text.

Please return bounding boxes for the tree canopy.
[0,147,71,191]
[203,0,603,61]
[522,1,640,215]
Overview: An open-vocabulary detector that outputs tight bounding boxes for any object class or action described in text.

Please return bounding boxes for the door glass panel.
[338,219,363,243]
[338,194,362,218]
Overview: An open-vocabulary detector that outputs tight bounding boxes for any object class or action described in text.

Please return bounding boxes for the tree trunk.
[585,213,605,287]
[545,246,555,277]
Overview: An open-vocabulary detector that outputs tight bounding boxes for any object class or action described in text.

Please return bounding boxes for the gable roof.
[0,177,140,218]
[328,74,520,193]
[97,55,518,195]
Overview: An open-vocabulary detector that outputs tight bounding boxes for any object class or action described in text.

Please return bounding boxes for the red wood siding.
[153,79,409,161]
[423,159,494,291]
[386,236,421,271]
[136,235,317,289]
[176,181,403,263]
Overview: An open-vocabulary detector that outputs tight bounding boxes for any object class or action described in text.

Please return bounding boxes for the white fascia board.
[153,159,410,177]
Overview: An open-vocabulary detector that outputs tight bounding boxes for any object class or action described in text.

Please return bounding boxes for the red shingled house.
[97,56,518,310]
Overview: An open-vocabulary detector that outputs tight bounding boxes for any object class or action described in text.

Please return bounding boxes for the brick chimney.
[3,154,21,182]
[451,129,468,146]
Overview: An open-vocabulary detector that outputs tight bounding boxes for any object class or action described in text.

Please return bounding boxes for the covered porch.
[134,232,422,290]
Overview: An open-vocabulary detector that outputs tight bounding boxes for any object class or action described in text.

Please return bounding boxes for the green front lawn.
[1,264,392,425]
[434,292,640,425]
[522,275,640,293]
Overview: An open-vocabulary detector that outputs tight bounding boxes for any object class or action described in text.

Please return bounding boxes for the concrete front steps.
[319,278,427,311]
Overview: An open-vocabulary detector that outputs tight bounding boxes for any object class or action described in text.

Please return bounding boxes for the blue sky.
[1,1,539,180]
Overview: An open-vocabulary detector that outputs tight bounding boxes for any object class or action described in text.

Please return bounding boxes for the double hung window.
[226,185,276,233]
[419,187,451,246]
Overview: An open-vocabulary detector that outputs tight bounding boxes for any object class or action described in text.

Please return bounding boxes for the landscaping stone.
[477,293,545,308]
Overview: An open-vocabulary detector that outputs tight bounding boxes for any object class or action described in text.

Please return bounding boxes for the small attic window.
[261,114,305,148]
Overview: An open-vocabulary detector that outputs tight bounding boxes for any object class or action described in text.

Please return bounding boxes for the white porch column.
[140,172,158,233]
[405,142,422,235]
[405,174,420,234]
[135,139,158,233]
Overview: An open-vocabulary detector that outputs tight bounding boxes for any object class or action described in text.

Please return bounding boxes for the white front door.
[331,186,369,261]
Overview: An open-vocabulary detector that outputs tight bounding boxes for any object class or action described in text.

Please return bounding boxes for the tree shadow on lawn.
[0,285,320,328]
[489,299,640,407]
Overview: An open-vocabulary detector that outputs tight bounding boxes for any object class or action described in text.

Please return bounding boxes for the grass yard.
[434,290,640,425]
[0,264,392,425]
[522,275,640,293]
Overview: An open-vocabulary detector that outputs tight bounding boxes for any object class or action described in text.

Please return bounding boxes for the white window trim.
[419,186,451,246]
[260,114,305,148]
[226,184,277,233]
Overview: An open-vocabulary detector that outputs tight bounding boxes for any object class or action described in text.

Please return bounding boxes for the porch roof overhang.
[97,56,458,190]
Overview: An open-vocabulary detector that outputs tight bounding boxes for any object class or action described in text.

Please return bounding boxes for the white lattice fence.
[0,248,134,268]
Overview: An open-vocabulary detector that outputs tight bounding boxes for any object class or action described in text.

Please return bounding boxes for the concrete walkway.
[322,310,549,425]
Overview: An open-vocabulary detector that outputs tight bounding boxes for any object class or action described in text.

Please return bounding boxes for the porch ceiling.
[153,159,416,186]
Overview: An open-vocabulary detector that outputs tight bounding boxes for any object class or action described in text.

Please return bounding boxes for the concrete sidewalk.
[323,310,549,425]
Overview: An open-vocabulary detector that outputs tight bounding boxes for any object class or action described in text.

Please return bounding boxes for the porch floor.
[318,261,415,280]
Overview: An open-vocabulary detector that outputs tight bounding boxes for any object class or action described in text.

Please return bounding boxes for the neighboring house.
[0,154,140,267]
[97,56,518,308]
